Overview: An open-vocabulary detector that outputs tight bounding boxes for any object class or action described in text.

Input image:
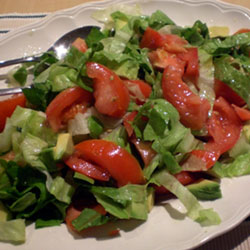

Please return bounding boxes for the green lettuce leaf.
[48,176,74,204]
[72,208,109,231]
[214,55,250,107]
[210,152,250,178]
[0,219,26,243]
[150,169,221,226]
[202,32,250,55]
[91,184,149,220]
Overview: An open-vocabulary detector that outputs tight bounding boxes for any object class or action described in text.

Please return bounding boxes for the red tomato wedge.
[123,111,138,137]
[187,150,220,170]
[140,27,187,53]
[140,27,167,50]
[183,97,242,171]
[0,93,26,132]
[71,37,88,53]
[148,49,178,69]
[234,28,250,34]
[177,47,199,86]
[45,86,93,132]
[123,79,152,103]
[206,97,242,155]
[86,62,130,118]
[65,154,111,181]
[232,104,250,121]
[75,139,145,187]
[162,57,210,130]
[214,79,245,107]
[130,138,157,167]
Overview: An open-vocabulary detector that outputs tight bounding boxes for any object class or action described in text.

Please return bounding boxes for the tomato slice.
[123,111,138,137]
[177,47,199,86]
[187,150,220,170]
[140,27,187,53]
[232,104,250,121]
[123,79,152,103]
[130,138,157,167]
[214,79,245,107]
[148,49,178,69]
[86,62,130,118]
[0,93,26,132]
[65,153,111,181]
[206,97,242,155]
[71,37,88,53]
[75,139,145,187]
[234,28,250,34]
[162,57,210,130]
[45,86,93,132]
[140,27,167,50]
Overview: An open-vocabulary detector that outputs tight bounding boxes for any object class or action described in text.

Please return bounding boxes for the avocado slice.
[0,201,11,222]
[147,187,155,212]
[187,179,222,201]
[53,133,74,161]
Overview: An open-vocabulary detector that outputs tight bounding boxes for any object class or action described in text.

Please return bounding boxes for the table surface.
[0,0,249,13]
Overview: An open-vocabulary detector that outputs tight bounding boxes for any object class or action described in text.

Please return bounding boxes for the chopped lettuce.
[210,152,250,178]
[72,208,109,231]
[91,184,149,220]
[48,176,74,204]
[214,55,250,107]
[150,169,221,226]
[202,32,250,56]
[0,219,26,243]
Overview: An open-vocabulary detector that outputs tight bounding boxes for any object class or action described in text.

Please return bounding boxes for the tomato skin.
[162,58,210,130]
[140,27,166,50]
[234,29,250,34]
[214,79,245,107]
[148,49,178,69]
[140,27,187,53]
[45,86,93,132]
[71,38,88,53]
[86,62,130,118]
[154,171,197,194]
[177,47,199,85]
[123,79,152,103]
[123,111,138,137]
[188,150,220,170]
[0,93,26,132]
[232,104,250,121]
[75,139,145,187]
[64,154,111,181]
[206,97,242,155]
[130,138,157,167]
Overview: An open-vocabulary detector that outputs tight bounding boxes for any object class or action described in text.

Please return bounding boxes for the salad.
[0,4,250,244]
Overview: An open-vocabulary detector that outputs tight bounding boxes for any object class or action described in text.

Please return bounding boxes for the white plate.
[0,1,250,250]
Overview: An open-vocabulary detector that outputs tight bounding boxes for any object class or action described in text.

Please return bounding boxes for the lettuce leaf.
[0,219,25,243]
[202,32,250,56]
[72,208,109,231]
[210,152,250,178]
[91,184,149,220]
[150,169,221,226]
[214,55,250,108]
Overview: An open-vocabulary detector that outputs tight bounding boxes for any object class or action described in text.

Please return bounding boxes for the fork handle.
[0,55,41,68]
[0,87,27,96]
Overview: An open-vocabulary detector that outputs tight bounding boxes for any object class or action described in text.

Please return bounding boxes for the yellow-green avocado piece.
[187,179,222,201]
[53,133,74,160]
